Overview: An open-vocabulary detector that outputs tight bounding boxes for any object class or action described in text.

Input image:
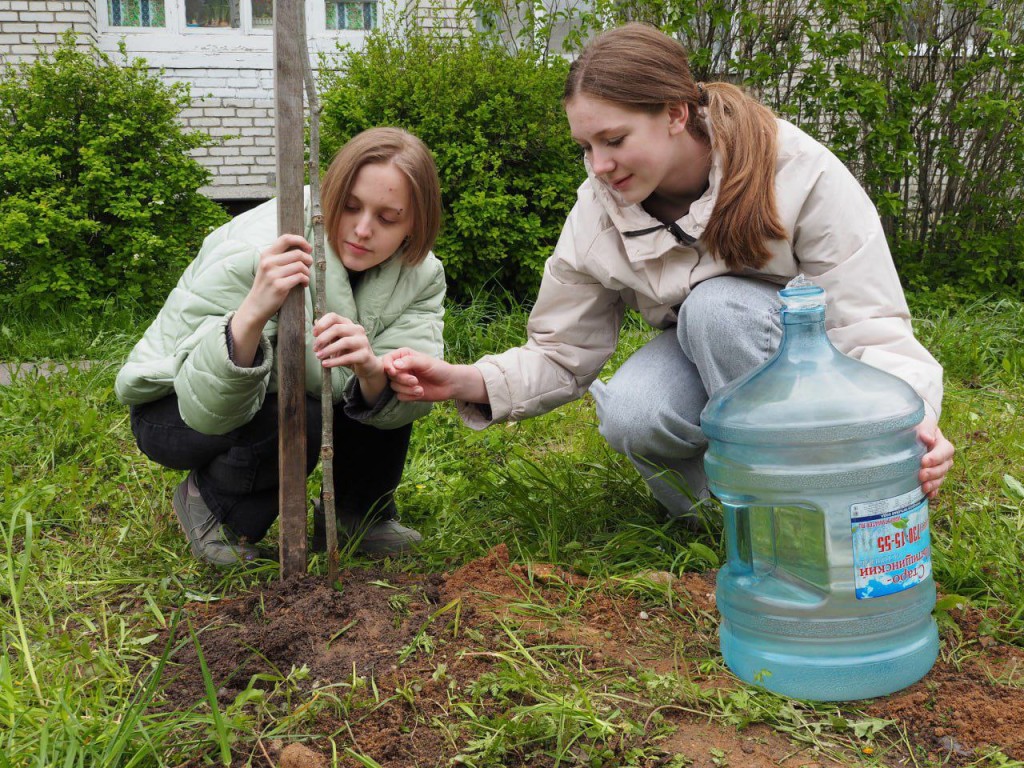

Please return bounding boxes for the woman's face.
[565,94,688,205]
[335,162,415,272]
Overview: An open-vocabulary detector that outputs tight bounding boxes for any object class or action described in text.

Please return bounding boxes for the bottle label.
[850,488,931,599]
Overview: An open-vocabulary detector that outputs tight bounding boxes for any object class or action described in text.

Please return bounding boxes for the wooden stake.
[274,0,307,579]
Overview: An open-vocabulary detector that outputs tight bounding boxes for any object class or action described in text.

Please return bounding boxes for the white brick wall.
[0,0,96,58]
[176,88,277,199]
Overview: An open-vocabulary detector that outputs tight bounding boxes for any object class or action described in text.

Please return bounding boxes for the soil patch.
[156,547,1024,766]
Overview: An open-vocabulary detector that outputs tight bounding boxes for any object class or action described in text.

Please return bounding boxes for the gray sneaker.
[350,516,423,555]
[312,499,422,555]
[172,474,258,567]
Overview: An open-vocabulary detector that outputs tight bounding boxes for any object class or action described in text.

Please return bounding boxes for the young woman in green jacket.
[116,127,446,567]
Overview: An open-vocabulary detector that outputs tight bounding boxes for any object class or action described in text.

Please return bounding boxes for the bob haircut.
[321,127,442,266]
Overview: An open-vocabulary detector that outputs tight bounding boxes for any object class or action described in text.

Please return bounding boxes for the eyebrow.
[347,194,405,215]
[571,125,629,144]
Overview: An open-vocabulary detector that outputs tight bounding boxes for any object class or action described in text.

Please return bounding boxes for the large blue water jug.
[701,276,937,701]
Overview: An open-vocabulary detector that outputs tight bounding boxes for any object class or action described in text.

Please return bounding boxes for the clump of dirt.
[157,549,1024,767]
[866,602,1024,762]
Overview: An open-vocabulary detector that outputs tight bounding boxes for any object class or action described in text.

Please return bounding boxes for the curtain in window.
[325,1,378,30]
[108,0,165,26]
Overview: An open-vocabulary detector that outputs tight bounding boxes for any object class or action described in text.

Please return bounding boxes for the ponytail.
[697,82,786,272]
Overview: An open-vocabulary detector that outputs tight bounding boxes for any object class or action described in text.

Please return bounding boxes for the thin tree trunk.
[299,32,340,585]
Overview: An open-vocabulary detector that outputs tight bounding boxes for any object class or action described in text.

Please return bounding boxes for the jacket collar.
[585,107,723,262]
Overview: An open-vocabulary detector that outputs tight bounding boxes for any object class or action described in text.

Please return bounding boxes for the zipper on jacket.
[622,221,696,245]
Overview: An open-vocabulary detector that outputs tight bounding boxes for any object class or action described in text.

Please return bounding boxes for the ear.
[667,102,689,136]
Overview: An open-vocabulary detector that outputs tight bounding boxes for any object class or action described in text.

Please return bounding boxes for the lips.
[611,174,632,190]
[345,241,370,255]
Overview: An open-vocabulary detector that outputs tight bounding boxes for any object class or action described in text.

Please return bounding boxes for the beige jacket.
[460,118,943,428]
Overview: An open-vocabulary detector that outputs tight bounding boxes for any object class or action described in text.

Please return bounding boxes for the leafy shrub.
[318,13,582,302]
[0,35,228,314]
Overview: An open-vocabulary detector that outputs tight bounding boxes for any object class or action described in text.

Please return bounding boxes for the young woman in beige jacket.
[384,23,955,518]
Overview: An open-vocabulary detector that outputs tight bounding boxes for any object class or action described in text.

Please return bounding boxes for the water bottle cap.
[779,275,825,311]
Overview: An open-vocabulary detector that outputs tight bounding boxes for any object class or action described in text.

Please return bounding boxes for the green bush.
[0,35,228,314]
[318,14,582,303]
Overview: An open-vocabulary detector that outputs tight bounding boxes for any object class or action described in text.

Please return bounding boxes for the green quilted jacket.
[115,195,445,434]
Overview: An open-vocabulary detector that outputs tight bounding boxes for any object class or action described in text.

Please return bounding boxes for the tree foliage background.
[0,35,228,315]
[3,3,1022,313]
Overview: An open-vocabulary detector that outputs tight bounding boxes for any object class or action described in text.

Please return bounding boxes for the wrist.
[455,364,488,403]
[356,362,388,404]
[232,301,267,338]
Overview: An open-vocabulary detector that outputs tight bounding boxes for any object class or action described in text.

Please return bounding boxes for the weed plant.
[0,295,1021,765]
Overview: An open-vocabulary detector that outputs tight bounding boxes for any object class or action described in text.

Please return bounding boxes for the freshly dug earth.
[159,545,1024,767]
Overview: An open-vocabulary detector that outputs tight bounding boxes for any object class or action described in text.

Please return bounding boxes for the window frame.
[97,0,385,39]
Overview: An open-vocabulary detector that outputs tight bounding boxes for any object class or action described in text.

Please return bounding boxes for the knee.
[593,377,659,457]
[680,277,780,363]
[681,277,748,345]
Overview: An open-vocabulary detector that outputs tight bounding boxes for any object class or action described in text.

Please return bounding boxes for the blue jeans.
[591,276,783,517]
[130,393,411,541]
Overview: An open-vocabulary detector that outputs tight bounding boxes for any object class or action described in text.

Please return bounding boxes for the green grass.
[1,294,1022,765]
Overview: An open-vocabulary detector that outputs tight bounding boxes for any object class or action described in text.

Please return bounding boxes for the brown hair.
[563,23,786,271]
[321,127,442,266]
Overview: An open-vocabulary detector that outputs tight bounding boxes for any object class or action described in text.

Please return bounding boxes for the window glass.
[185,0,240,28]
[252,0,273,28]
[107,0,165,26]
[325,1,378,30]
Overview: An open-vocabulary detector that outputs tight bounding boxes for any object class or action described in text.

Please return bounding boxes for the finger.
[262,248,314,269]
[388,349,422,369]
[312,313,345,335]
[319,334,373,361]
[268,270,309,293]
[313,326,366,354]
[922,443,955,467]
[388,372,421,388]
[274,233,313,253]
[266,266,310,293]
[395,388,425,401]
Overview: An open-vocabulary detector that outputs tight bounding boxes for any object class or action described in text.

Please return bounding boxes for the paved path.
[0,360,99,386]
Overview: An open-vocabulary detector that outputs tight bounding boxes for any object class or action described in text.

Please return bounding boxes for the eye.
[379,216,400,226]
[606,136,624,147]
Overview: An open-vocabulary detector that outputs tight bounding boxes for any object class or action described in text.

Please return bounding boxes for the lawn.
[1,296,1023,767]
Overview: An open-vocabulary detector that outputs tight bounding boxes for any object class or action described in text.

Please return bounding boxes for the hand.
[239,234,313,326]
[313,313,382,380]
[230,234,312,366]
[383,348,486,403]
[917,415,955,500]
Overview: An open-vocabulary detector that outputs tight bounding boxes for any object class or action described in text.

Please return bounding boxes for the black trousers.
[130,393,412,542]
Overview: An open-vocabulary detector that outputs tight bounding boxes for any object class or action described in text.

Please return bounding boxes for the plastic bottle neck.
[779,306,835,360]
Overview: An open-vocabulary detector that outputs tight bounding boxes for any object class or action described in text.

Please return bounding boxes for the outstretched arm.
[383,348,489,404]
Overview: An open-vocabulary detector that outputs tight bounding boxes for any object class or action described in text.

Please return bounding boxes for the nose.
[590,147,615,176]
[354,212,372,239]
